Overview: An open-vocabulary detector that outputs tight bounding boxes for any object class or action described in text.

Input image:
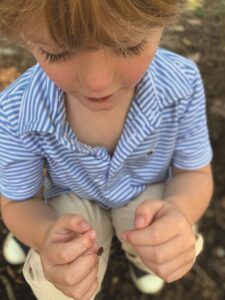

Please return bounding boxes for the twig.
[194,263,217,288]
[0,274,16,300]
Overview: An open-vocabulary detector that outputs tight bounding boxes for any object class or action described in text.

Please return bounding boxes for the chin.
[84,103,116,112]
[82,99,117,112]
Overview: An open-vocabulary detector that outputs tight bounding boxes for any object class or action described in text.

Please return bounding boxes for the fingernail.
[80,221,90,228]
[92,242,99,252]
[88,229,96,240]
[135,215,145,228]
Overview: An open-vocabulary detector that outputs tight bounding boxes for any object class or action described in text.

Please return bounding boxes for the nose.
[78,50,114,94]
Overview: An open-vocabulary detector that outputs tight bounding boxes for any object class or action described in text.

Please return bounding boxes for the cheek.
[37,59,76,91]
[44,66,71,89]
[122,57,153,87]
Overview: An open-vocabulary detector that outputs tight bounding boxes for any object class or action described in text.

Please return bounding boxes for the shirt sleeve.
[172,66,213,170]
[0,107,44,201]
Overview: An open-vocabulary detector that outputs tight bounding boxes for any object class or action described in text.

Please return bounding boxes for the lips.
[86,94,113,102]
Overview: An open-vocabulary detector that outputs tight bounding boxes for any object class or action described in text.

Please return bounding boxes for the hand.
[122,200,196,283]
[40,214,99,300]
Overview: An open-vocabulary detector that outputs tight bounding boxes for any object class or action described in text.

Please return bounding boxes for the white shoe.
[129,263,165,294]
[3,233,27,265]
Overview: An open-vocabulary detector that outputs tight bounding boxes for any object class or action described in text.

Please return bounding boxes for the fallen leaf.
[182,38,193,46]
[187,18,202,26]
[172,25,185,32]
[188,52,201,62]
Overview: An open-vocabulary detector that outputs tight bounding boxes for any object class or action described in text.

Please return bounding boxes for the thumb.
[52,214,93,242]
[134,200,164,229]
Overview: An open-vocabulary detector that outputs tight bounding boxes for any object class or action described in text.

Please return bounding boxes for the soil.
[0,1,225,299]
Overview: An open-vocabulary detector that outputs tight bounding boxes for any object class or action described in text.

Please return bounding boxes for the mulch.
[1,1,225,299]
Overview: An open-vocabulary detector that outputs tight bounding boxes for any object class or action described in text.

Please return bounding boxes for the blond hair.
[0,0,185,50]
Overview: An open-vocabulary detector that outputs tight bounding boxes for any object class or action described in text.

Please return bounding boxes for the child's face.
[28,27,164,111]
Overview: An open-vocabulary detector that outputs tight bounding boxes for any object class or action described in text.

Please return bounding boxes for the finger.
[134,233,196,264]
[142,248,195,282]
[82,278,99,300]
[54,258,98,299]
[134,200,164,229]
[43,229,97,265]
[163,260,194,283]
[47,244,99,285]
[124,212,188,246]
[70,264,98,299]
[51,214,92,242]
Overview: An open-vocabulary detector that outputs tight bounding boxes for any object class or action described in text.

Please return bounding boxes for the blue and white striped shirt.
[0,49,212,208]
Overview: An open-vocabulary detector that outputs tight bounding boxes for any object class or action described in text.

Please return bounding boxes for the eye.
[116,40,147,58]
[38,48,72,63]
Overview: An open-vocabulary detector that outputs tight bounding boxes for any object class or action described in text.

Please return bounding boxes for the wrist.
[165,196,195,225]
[33,217,57,252]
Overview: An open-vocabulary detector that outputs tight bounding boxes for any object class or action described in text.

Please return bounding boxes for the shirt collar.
[151,49,193,109]
[17,63,158,138]
[109,50,194,169]
[18,64,65,135]
[17,49,193,137]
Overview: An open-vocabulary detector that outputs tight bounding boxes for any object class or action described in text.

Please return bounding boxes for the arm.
[1,194,100,299]
[122,164,213,282]
[122,62,213,282]
[0,85,99,299]
[163,163,213,224]
[1,191,57,251]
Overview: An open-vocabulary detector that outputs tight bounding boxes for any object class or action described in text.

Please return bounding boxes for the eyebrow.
[28,38,147,53]
[28,39,63,51]
[35,42,56,47]
[26,35,58,47]
[32,41,57,47]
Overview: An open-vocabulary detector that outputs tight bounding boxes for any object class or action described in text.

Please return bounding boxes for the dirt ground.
[0,1,225,299]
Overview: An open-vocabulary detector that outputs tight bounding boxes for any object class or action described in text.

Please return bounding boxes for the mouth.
[85,94,114,103]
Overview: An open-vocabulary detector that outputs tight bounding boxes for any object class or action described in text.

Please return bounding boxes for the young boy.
[0,1,213,299]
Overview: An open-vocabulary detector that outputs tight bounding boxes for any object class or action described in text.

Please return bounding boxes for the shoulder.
[0,65,36,103]
[152,48,201,83]
[0,64,46,130]
[150,48,203,107]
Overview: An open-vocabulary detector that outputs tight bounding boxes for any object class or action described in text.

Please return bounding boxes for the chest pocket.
[127,133,159,159]
[126,133,159,168]
[124,138,159,185]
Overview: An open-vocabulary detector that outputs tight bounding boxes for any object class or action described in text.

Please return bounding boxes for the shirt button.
[144,150,154,158]
[147,150,154,155]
